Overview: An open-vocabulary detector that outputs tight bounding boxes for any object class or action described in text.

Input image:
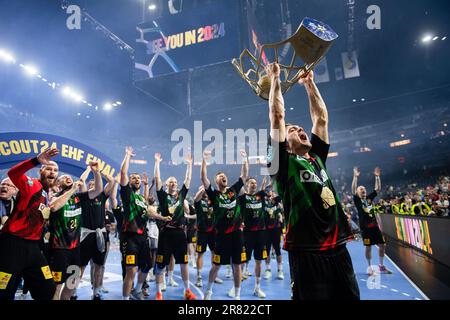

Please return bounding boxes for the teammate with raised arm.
[352,167,392,275]
[119,146,169,300]
[266,62,359,300]
[202,149,248,300]
[154,152,197,300]
[0,148,59,300]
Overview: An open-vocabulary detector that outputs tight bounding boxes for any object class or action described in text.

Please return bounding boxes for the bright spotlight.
[442,36,447,41]
[116,101,122,105]
[62,87,72,96]
[148,4,157,10]
[422,35,432,43]
[22,64,38,76]
[103,103,113,111]
[0,49,16,63]
[432,36,439,41]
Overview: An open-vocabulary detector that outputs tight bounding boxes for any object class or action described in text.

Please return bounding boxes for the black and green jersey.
[268,134,353,251]
[265,196,282,230]
[206,178,244,235]
[195,199,214,233]
[157,185,188,229]
[120,184,148,235]
[186,205,197,231]
[50,191,89,250]
[239,191,267,232]
[353,191,378,229]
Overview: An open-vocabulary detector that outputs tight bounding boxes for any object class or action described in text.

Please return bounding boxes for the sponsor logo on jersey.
[218,200,236,209]
[299,170,322,184]
[0,272,12,289]
[246,203,263,209]
[41,266,53,280]
[64,208,82,218]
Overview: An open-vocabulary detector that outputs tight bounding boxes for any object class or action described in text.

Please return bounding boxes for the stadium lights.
[442,36,447,41]
[103,103,113,111]
[148,4,157,11]
[328,152,339,158]
[61,86,84,103]
[390,139,411,148]
[21,64,38,76]
[116,101,122,105]
[422,35,432,43]
[432,36,439,41]
[130,159,148,165]
[0,49,16,63]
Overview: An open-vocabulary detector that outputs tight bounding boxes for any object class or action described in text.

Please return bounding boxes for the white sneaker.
[277,270,284,280]
[195,277,203,288]
[214,277,223,284]
[162,278,167,292]
[100,286,109,294]
[254,288,266,299]
[264,269,272,280]
[235,295,241,300]
[225,266,232,278]
[148,273,156,282]
[169,277,179,287]
[204,290,213,300]
[227,287,235,298]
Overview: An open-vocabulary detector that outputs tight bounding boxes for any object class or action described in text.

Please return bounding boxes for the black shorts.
[156,228,188,267]
[196,231,215,254]
[244,230,268,261]
[266,228,282,257]
[361,227,385,246]
[120,232,151,270]
[288,245,360,300]
[80,232,108,267]
[213,230,246,265]
[0,234,56,300]
[187,228,197,244]
[49,247,81,285]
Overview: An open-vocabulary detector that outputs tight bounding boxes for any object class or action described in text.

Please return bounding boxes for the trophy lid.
[301,17,338,42]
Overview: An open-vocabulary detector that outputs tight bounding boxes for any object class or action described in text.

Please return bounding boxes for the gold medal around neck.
[168,206,176,215]
[321,186,336,209]
[41,207,51,220]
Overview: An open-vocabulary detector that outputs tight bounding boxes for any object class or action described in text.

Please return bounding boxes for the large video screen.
[134,2,241,79]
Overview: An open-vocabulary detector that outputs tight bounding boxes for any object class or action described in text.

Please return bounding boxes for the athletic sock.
[255,276,261,288]
[277,263,282,272]
[379,256,384,266]
[93,287,101,296]
[206,281,214,292]
[235,286,241,297]
[156,282,162,294]
[183,280,190,290]
[197,268,202,277]
[134,282,144,293]
[168,271,174,281]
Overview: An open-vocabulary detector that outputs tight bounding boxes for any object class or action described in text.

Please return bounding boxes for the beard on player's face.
[286,125,312,155]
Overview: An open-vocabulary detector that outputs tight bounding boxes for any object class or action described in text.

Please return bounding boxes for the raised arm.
[79,166,91,193]
[267,63,286,142]
[184,154,193,189]
[154,153,163,191]
[352,167,360,195]
[194,186,205,202]
[109,174,120,209]
[240,149,249,181]
[120,146,135,187]
[299,71,329,144]
[183,200,197,219]
[101,172,115,197]
[374,167,382,193]
[201,150,211,190]
[142,173,150,202]
[260,175,268,191]
[50,181,83,212]
[87,161,103,199]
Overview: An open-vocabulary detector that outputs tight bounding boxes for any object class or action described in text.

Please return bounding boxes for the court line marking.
[380,247,429,300]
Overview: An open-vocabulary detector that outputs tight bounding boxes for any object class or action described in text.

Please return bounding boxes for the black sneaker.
[92,294,103,300]
[70,295,78,300]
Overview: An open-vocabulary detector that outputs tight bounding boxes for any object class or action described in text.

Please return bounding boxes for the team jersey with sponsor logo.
[206,179,244,235]
[353,191,378,229]
[268,134,353,251]
[194,199,214,233]
[120,184,148,235]
[239,191,267,232]
[157,185,188,229]
[50,192,89,249]
[265,196,283,230]
[2,158,50,241]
